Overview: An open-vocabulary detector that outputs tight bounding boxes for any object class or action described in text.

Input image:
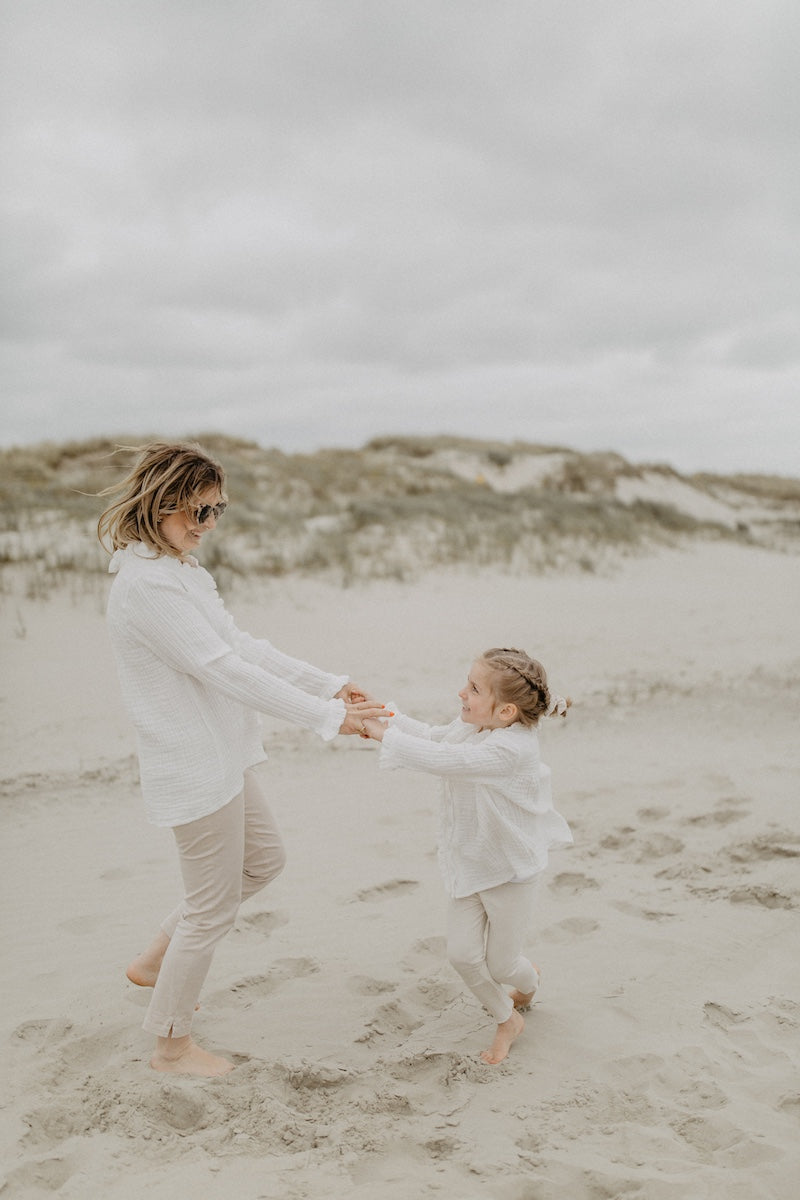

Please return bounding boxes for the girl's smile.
[458,660,505,730]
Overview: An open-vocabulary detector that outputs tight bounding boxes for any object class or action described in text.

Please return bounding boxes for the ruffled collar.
[108,543,198,574]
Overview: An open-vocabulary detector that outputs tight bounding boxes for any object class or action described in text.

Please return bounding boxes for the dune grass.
[0,434,795,595]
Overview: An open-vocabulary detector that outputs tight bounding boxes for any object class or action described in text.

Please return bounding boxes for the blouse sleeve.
[386,711,456,740]
[197,571,348,699]
[123,575,345,741]
[228,626,347,699]
[379,725,518,780]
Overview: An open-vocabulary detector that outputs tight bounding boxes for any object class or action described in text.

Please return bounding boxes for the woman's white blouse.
[106,544,347,827]
[379,713,573,898]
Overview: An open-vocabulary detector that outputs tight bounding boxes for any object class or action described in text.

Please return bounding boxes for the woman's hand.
[339,700,393,736]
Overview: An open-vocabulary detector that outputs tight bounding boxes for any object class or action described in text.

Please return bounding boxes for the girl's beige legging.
[446,876,541,1024]
[143,766,285,1038]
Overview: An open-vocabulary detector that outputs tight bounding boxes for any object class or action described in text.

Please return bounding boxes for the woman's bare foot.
[480,1009,525,1065]
[126,932,201,1011]
[150,1034,234,1077]
[126,931,170,988]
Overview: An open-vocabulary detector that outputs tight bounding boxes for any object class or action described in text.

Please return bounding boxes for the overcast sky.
[2,1,798,475]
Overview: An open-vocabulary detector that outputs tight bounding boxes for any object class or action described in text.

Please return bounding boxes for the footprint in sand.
[228,957,320,1001]
[355,997,426,1045]
[612,901,676,922]
[703,996,800,1071]
[600,827,636,850]
[602,826,684,861]
[138,1083,224,1133]
[778,1094,800,1121]
[633,833,685,862]
[687,806,747,827]
[424,1134,461,1161]
[13,1018,118,1072]
[728,885,795,910]
[12,1017,73,1048]
[278,1059,355,1089]
[1,1157,75,1194]
[350,879,420,903]
[236,909,290,935]
[703,1001,748,1031]
[549,872,600,895]
[725,832,800,863]
[99,866,134,881]
[386,1048,493,1086]
[542,916,600,942]
[400,936,447,971]
[348,975,398,996]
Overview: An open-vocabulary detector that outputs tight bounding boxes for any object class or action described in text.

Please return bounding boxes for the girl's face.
[458,659,506,730]
[160,487,224,556]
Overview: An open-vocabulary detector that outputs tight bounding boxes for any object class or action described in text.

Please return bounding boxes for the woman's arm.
[122,576,381,739]
[243,634,348,699]
[201,585,348,699]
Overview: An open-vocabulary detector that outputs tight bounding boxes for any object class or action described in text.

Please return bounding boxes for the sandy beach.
[2,539,799,1199]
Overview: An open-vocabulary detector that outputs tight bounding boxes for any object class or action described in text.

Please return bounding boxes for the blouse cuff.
[319,697,347,742]
[322,674,350,700]
[378,724,405,769]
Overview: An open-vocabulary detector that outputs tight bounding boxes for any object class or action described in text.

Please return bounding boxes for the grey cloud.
[1,0,798,473]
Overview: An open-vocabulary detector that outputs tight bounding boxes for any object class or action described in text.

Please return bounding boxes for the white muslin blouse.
[379,712,573,899]
[106,544,347,827]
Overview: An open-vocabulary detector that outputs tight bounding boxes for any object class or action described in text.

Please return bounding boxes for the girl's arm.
[363,710,453,742]
[368,721,519,781]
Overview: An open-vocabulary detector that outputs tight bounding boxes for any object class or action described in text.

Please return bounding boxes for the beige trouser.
[446,877,541,1023]
[143,766,285,1038]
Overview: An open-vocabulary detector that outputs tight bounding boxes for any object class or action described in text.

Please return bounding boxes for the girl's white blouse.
[379,713,573,898]
[106,544,347,827]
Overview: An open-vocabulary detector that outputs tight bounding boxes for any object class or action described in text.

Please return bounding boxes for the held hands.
[335,683,375,704]
[335,683,393,737]
[361,716,388,742]
[338,699,394,736]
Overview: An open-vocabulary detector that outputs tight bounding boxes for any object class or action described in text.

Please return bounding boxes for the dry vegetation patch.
[1,434,797,596]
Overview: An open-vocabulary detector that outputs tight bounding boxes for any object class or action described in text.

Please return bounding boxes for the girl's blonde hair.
[97,442,226,558]
[481,647,569,727]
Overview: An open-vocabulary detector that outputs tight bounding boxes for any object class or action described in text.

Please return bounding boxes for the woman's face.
[160,487,224,556]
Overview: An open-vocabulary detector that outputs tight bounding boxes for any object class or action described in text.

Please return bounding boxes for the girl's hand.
[361,716,388,742]
[339,700,393,736]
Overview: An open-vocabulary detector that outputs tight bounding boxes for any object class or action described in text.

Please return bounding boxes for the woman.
[98,441,385,1076]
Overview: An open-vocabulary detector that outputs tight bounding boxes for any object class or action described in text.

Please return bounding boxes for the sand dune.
[2,540,799,1198]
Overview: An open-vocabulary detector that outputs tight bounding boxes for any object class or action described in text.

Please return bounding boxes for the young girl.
[362,648,572,1065]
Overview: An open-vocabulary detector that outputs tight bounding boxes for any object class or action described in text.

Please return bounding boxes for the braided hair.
[481,647,566,728]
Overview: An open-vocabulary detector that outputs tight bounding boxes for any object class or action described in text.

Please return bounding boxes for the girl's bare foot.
[150,1034,234,1077]
[510,964,541,1010]
[126,931,170,988]
[480,1009,525,1065]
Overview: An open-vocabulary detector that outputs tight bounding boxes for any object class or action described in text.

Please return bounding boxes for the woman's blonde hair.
[97,442,226,558]
[481,647,568,727]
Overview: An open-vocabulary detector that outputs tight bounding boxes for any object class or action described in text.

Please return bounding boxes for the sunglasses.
[193,501,228,525]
